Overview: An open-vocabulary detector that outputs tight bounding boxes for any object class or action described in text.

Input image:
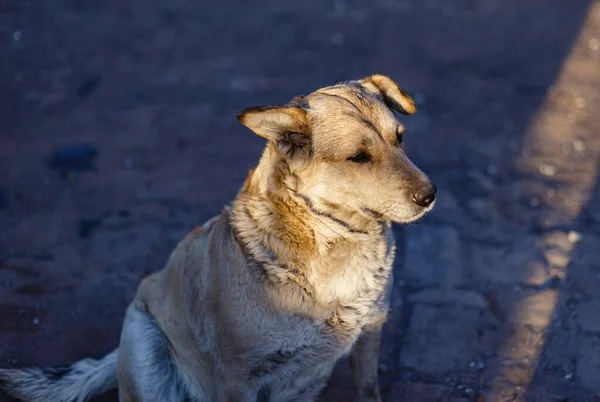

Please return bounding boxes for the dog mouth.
[362,200,435,224]
[405,201,435,222]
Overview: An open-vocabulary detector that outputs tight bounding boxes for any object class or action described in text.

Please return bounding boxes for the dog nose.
[412,185,437,207]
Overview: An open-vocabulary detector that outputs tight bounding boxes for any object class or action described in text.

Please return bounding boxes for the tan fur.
[0,75,435,402]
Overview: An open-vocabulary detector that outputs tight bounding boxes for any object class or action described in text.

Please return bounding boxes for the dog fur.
[0,74,435,402]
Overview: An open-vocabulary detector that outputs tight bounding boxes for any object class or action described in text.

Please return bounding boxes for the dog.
[0,74,436,402]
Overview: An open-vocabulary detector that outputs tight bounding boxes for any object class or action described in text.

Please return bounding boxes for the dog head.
[238,74,435,224]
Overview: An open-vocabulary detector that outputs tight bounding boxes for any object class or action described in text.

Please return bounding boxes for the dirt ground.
[1,0,600,401]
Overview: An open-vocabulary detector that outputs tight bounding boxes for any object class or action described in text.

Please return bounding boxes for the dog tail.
[0,348,118,402]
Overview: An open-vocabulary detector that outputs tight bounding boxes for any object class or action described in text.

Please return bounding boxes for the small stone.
[574,96,586,109]
[530,198,541,208]
[32,317,39,325]
[378,363,388,374]
[573,139,586,152]
[12,30,22,41]
[564,373,573,380]
[567,231,581,243]
[539,163,556,177]
[589,37,600,51]
[330,32,345,45]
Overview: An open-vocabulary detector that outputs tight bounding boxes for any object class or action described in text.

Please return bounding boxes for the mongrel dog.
[0,74,436,402]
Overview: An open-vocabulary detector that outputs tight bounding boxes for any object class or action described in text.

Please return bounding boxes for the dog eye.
[347,151,372,163]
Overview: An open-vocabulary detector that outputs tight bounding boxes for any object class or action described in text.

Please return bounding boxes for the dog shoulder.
[134,214,224,308]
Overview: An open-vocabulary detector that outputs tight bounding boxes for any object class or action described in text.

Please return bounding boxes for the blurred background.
[1,0,600,401]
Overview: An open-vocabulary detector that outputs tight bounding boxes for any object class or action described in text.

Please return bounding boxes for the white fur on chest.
[310,227,396,329]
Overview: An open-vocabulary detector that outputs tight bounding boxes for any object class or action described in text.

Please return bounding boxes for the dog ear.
[237,106,311,158]
[361,74,417,115]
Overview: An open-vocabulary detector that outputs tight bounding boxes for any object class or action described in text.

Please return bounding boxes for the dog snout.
[411,184,437,207]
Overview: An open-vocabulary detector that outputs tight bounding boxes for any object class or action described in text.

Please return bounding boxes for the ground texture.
[1,0,600,401]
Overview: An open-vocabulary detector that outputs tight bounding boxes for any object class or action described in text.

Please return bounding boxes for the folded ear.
[361,74,417,115]
[237,106,311,158]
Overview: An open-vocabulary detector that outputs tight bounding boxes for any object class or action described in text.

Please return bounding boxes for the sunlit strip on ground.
[489,2,600,401]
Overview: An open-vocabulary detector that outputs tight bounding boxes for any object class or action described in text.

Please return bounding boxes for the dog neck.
[230,145,387,271]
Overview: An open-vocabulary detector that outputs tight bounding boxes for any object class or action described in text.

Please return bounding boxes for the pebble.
[574,96,586,109]
[573,139,586,152]
[565,372,573,380]
[12,30,22,41]
[539,163,557,177]
[589,38,600,51]
[32,317,39,325]
[567,230,581,243]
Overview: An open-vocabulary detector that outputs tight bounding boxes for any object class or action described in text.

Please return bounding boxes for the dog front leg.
[349,326,383,402]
